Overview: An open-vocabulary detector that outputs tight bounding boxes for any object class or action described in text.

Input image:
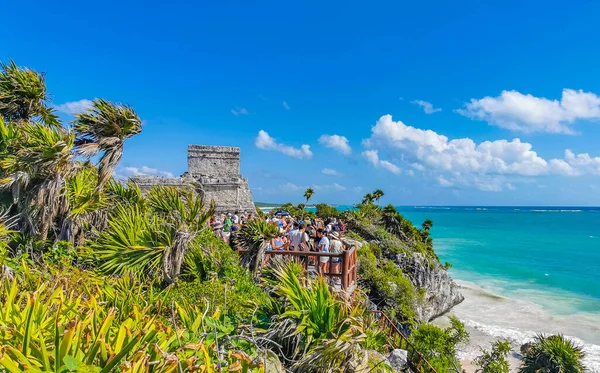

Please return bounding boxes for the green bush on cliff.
[409,316,469,373]
[357,244,419,324]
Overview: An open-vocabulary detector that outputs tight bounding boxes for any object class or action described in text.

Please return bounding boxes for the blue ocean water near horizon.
[396,206,600,314]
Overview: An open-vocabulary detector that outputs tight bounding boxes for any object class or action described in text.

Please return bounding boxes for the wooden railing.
[370,310,438,373]
[239,246,358,293]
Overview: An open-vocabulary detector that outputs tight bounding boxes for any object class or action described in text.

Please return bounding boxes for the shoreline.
[435,279,600,373]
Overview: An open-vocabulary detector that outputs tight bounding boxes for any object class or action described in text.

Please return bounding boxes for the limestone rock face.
[392,252,464,321]
[387,349,408,372]
[132,145,256,214]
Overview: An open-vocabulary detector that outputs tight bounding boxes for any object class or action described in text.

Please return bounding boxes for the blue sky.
[4,0,600,206]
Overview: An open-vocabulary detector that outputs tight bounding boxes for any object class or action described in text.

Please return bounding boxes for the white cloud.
[121,166,175,179]
[231,107,250,116]
[363,114,600,191]
[54,99,93,115]
[255,130,312,159]
[412,100,442,114]
[406,170,415,176]
[361,150,401,175]
[438,175,453,187]
[318,134,352,155]
[457,89,600,134]
[283,101,291,110]
[322,168,341,176]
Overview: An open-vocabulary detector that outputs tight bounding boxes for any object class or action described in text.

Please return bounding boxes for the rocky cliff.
[391,252,464,321]
[345,219,464,323]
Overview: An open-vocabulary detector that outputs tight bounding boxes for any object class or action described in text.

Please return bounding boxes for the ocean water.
[395,206,600,371]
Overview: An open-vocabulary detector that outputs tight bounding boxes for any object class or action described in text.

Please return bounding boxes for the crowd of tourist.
[208,210,348,281]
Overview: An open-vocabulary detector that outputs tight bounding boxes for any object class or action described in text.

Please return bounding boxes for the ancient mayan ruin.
[132,145,255,214]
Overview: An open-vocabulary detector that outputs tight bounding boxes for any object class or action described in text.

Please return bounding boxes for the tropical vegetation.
[0,60,586,373]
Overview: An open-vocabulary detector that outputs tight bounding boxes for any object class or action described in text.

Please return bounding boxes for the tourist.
[271,232,286,251]
[232,211,240,224]
[317,228,330,274]
[288,223,309,251]
[329,231,344,285]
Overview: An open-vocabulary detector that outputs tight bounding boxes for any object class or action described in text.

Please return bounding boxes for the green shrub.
[409,316,469,373]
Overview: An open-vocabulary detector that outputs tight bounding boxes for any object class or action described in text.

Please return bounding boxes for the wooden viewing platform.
[239,246,358,293]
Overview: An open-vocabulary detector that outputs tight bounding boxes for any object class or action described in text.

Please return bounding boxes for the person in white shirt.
[288,223,309,250]
[317,228,330,274]
[232,212,239,225]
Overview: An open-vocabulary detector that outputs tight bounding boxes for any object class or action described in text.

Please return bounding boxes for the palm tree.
[422,219,433,231]
[92,186,215,284]
[520,334,585,373]
[362,193,374,205]
[0,119,76,241]
[236,219,277,279]
[302,188,314,219]
[0,60,59,126]
[73,99,142,189]
[373,189,384,205]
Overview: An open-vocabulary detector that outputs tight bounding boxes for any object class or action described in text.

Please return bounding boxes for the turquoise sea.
[395,206,600,370]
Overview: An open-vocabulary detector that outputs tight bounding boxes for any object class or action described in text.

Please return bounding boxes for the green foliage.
[0,277,267,372]
[90,185,215,284]
[0,60,58,125]
[409,317,469,373]
[315,203,340,219]
[474,340,511,373]
[237,219,278,279]
[73,99,142,188]
[279,202,314,219]
[357,245,418,324]
[519,334,585,373]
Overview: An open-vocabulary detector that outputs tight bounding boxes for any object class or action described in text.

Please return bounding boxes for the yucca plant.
[73,99,142,189]
[236,220,278,279]
[519,334,585,373]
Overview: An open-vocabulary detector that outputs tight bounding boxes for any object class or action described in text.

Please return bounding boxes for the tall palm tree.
[520,334,585,373]
[73,99,142,189]
[373,189,384,205]
[362,193,374,205]
[302,188,314,219]
[0,60,59,126]
[0,119,76,241]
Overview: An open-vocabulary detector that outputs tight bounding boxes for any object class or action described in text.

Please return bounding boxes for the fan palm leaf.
[0,60,59,126]
[236,219,277,279]
[73,99,142,188]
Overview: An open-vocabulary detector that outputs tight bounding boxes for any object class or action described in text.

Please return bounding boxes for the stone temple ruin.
[132,145,255,214]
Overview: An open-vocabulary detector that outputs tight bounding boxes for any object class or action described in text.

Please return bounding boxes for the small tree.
[422,219,433,231]
[362,193,374,205]
[474,340,511,373]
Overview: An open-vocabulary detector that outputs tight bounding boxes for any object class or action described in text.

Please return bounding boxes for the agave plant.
[519,334,585,373]
[236,219,278,279]
[73,99,142,189]
[0,60,59,126]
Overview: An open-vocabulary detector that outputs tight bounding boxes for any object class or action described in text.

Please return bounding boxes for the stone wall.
[188,145,240,178]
